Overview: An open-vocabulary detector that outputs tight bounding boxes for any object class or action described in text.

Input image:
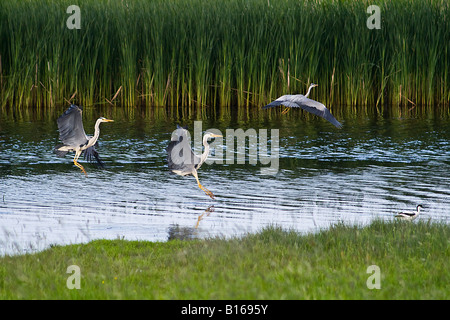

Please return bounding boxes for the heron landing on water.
[395,205,423,221]
[54,104,114,175]
[262,83,343,129]
[167,125,222,199]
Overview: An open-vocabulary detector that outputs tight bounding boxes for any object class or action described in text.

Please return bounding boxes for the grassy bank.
[0,220,448,299]
[0,0,449,109]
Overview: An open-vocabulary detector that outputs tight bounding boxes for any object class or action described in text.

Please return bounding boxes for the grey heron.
[395,205,423,221]
[54,104,114,175]
[263,83,343,128]
[167,125,222,199]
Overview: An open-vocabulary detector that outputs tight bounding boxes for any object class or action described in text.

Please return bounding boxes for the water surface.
[1,106,449,255]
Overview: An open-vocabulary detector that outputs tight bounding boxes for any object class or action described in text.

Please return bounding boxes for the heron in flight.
[54,104,114,175]
[395,205,423,221]
[263,83,343,128]
[167,125,222,199]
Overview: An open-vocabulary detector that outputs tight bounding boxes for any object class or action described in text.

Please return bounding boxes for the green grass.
[1,220,448,299]
[0,0,449,109]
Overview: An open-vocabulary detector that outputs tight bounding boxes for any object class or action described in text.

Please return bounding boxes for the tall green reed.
[0,0,449,109]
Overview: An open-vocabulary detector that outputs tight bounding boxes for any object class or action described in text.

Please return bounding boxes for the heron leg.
[281,107,290,114]
[192,171,215,199]
[73,150,87,176]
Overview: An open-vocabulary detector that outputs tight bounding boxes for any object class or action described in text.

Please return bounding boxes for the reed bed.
[0,0,449,109]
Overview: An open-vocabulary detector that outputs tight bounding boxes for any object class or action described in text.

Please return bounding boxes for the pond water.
[1,106,449,255]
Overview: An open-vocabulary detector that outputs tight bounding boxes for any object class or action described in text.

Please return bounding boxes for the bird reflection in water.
[167,205,215,241]
[195,205,215,229]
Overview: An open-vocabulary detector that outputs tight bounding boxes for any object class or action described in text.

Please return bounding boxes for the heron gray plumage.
[262,83,343,129]
[54,104,114,175]
[167,125,222,199]
[395,205,423,221]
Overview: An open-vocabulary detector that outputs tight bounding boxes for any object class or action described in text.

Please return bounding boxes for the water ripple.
[1,115,449,255]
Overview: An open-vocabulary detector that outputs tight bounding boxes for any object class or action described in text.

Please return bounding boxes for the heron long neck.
[305,85,315,98]
[86,119,102,148]
[200,135,211,165]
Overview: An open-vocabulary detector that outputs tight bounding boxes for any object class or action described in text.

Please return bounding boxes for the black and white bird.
[262,83,343,129]
[395,205,423,221]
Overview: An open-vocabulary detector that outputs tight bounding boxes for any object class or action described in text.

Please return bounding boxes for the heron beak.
[105,119,114,122]
[211,134,223,138]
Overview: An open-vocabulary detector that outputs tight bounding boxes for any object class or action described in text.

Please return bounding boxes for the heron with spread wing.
[167,125,222,199]
[263,83,343,129]
[54,104,114,175]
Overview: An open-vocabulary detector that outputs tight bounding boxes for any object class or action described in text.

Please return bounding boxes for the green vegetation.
[0,0,449,109]
[1,220,448,299]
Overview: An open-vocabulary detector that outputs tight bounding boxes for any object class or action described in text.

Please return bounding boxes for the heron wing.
[57,105,89,147]
[83,145,105,168]
[262,95,298,109]
[263,95,342,129]
[167,127,201,174]
[292,96,343,129]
